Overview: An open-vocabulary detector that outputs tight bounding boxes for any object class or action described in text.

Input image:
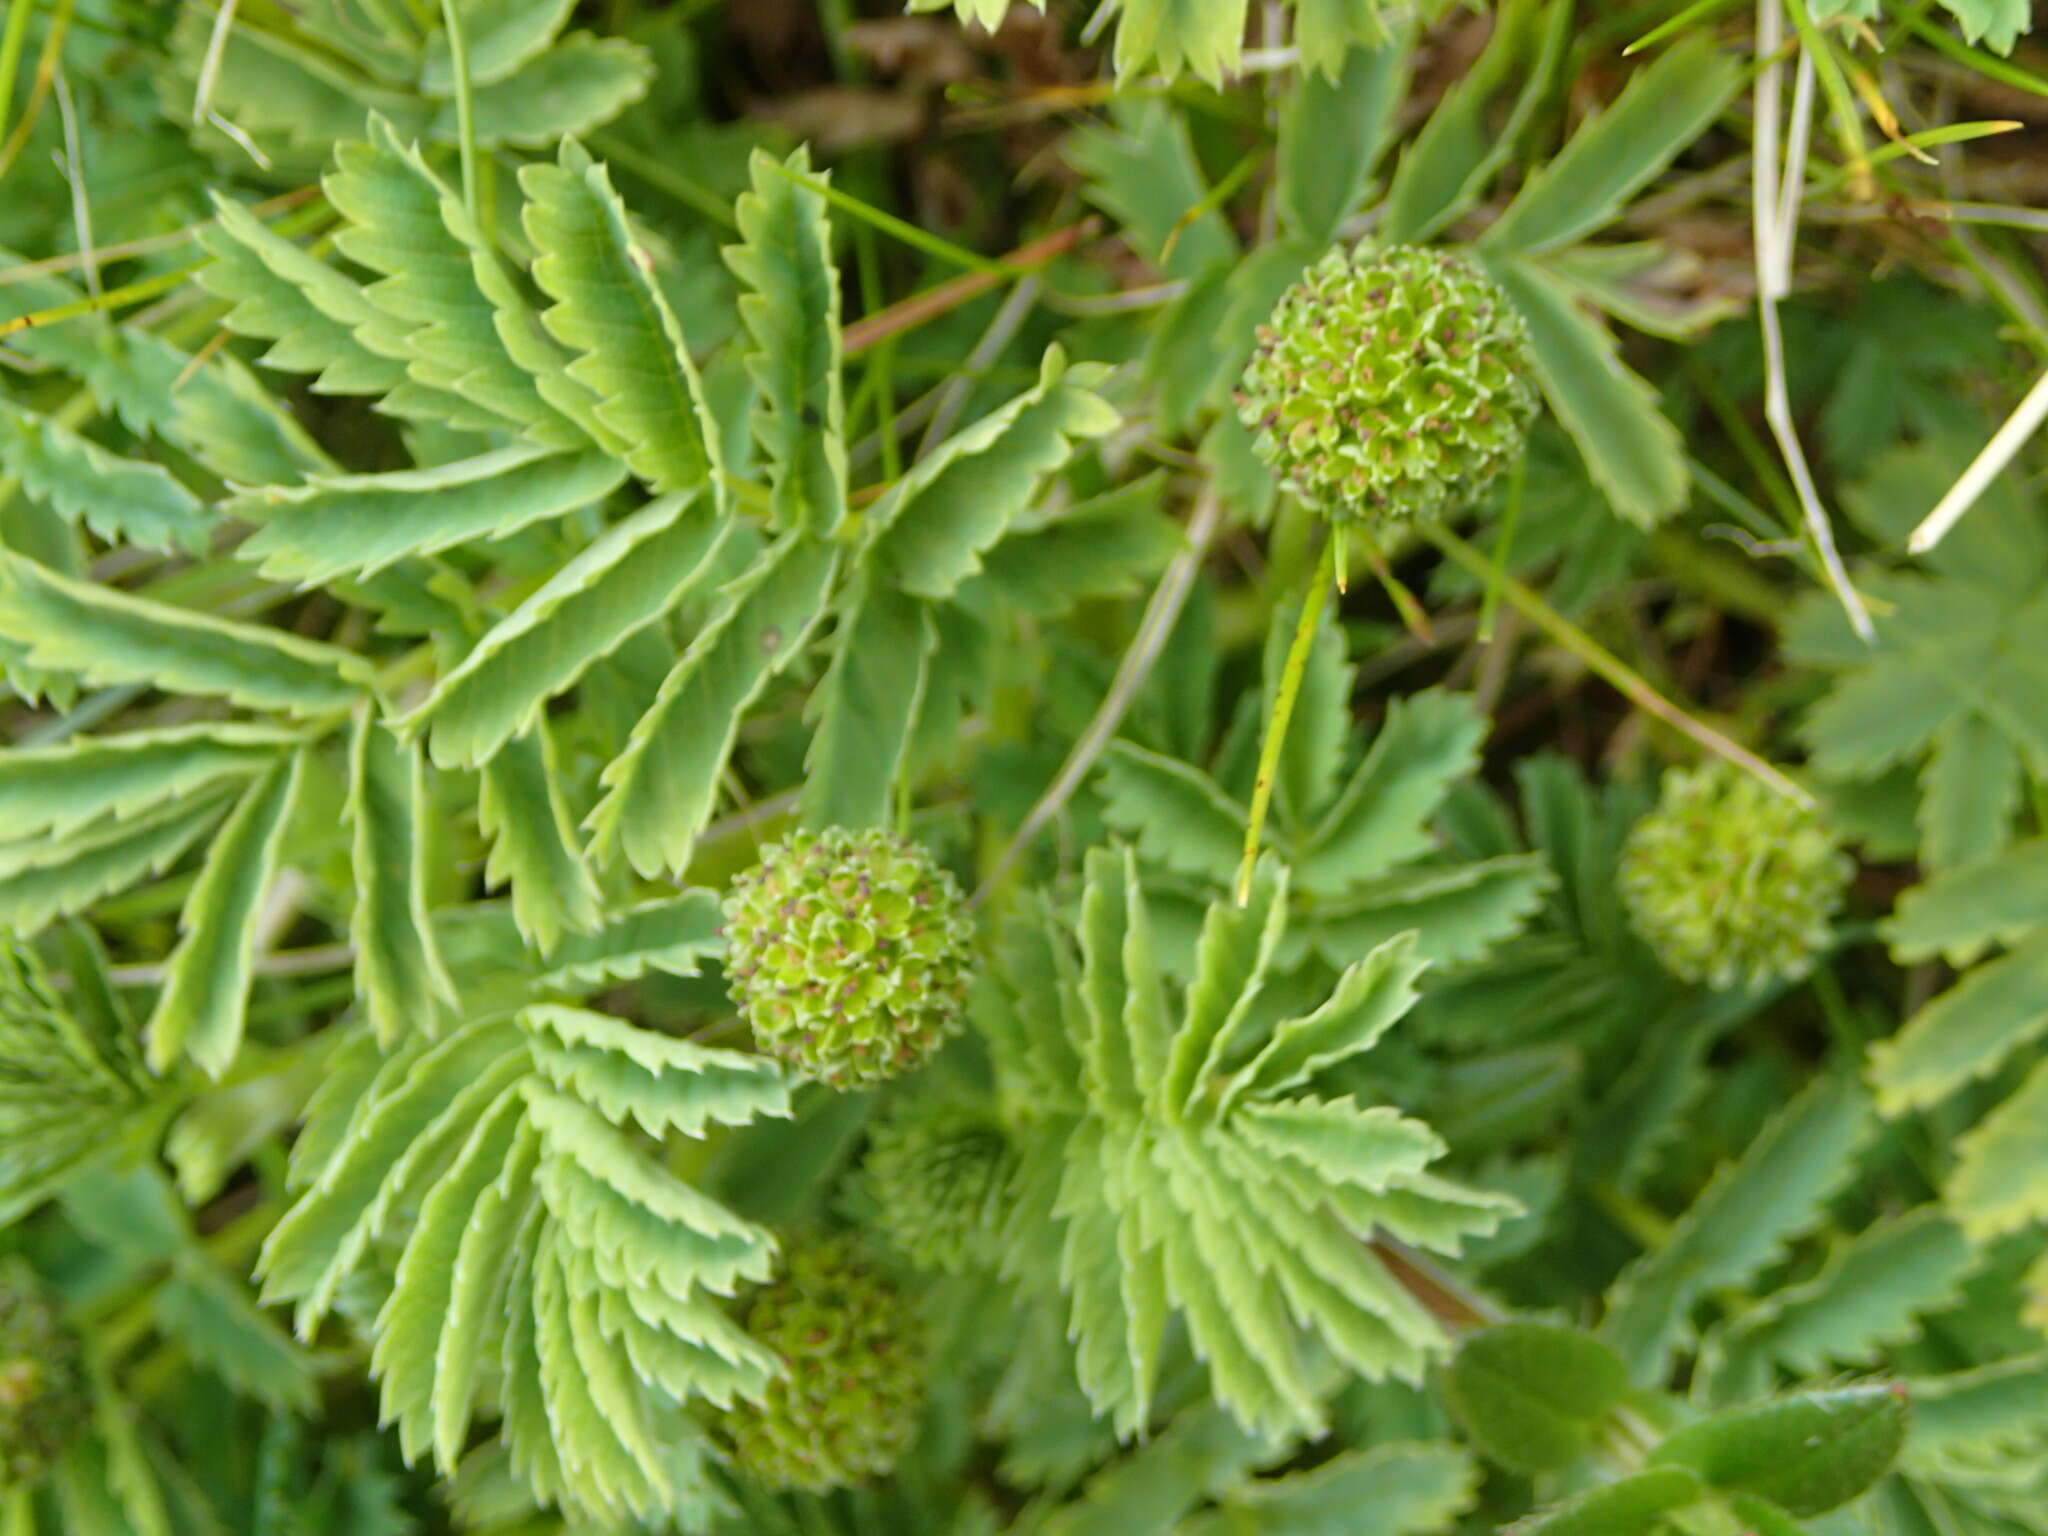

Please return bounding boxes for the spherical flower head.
[1235,243,1538,526]
[712,1237,925,1492]
[1619,763,1852,991]
[0,1262,89,1491]
[722,828,975,1090]
[860,1096,1014,1272]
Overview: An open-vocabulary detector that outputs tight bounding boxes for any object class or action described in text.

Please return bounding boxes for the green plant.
[0,1,2045,1533]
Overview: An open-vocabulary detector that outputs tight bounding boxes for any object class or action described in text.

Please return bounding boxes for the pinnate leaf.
[146,751,306,1078]
[0,551,372,714]
[408,489,728,769]
[523,140,723,494]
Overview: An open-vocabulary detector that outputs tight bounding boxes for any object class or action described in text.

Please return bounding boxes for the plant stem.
[0,262,194,337]
[0,0,35,148]
[1237,532,1337,903]
[1479,453,1526,643]
[440,0,478,225]
[975,486,1223,906]
[1422,521,1815,808]
[843,220,1096,357]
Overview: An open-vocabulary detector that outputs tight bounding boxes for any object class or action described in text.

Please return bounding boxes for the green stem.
[1479,453,1526,643]
[439,0,478,226]
[0,0,34,148]
[0,263,194,337]
[1422,521,1815,808]
[756,156,1011,276]
[1237,533,1338,904]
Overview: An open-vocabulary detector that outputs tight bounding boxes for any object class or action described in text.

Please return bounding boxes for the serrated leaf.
[1481,35,1741,257]
[1235,1098,1442,1188]
[1920,708,2024,874]
[1867,929,2048,1113]
[479,724,603,954]
[869,347,1120,601]
[530,1226,671,1517]
[153,1262,316,1412]
[960,475,1183,618]
[1599,1076,1873,1384]
[725,147,846,534]
[1278,36,1411,247]
[520,1004,789,1139]
[1169,855,1289,1119]
[1700,1207,1974,1405]
[146,751,305,1079]
[1945,1054,2048,1239]
[1933,0,2029,52]
[529,891,727,990]
[435,1122,541,1470]
[348,712,456,1045]
[258,1018,529,1333]
[527,1081,774,1295]
[0,792,230,935]
[1078,847,1141,1118]
[0,402,208,554]
[197,194,410,398]
[85,1357,173,1536]
[1443,1322,1630,1474]
[1099,743,1247,887]
[1650,1383,1909,1518]
[1381,0,1569,245]
[1067,98,1237,276]
[328,117,579,443]
[1112,0,1248,82]
[408,489,728,769]
[0,723,299,843]
[454,33,652,144]
[1882,840,2048,968]
[1291,0,1409,78]
[1233,931,1428,1105]
[1904,1351,2048,1459]
[421,0,575,89]
[800,576,933,832]
[1308,854,1555,969]
[0,551,371,714]
[1121,849,1174,1100]
[1301,690,1485,896]
[523,140,723,493]
[1488,256,1688,528]
[375,1083,528,1465]
[588,535,836,878]
[233,446,626,585]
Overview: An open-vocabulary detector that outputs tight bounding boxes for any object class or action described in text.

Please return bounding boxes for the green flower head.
[722,828,976,1089]
[1619,763,1852,991]
[1235,243,1539,525]
[712,1237,926,1493]
[860,1095,1014,1272]
[0,1262,89,1492]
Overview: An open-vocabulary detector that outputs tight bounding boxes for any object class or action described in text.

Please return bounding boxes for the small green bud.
[1619,763,1852,991]
[860,1095,1014,1272]
[722,828,975,1090]
[0,1262,89,1491]
[713,1237,926,1493]
[1234,243,1538,526]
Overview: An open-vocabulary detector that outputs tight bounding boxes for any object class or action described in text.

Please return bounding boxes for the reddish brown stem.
[843,218,1099,357]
